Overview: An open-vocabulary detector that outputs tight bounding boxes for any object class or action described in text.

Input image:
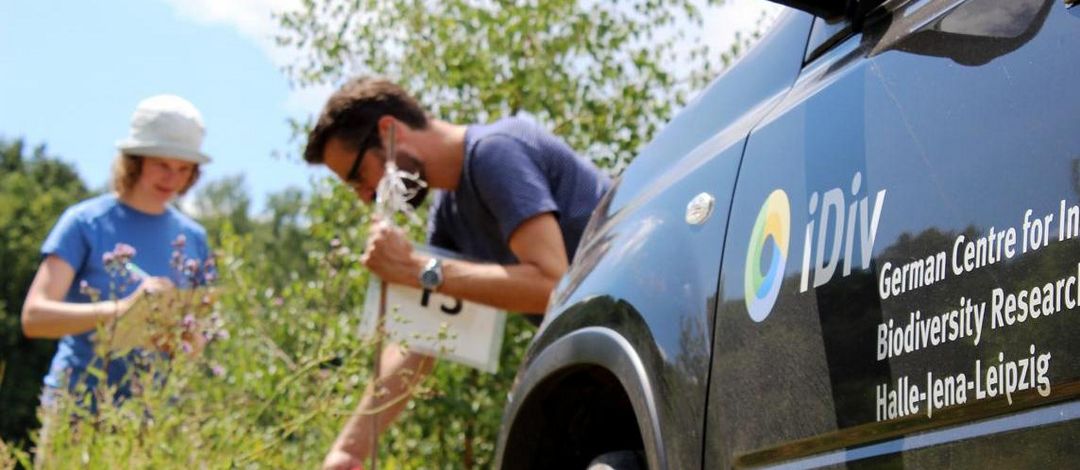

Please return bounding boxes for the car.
[494,0,1080,468]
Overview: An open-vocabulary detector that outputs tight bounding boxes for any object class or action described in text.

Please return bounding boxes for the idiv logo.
[744,189,791,322]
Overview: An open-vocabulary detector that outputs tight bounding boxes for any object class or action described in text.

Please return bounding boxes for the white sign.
[360,250,506,373]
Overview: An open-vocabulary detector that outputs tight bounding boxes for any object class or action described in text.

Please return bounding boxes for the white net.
[373,124,426,225]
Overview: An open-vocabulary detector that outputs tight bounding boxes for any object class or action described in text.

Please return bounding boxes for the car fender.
[495,325,664,469]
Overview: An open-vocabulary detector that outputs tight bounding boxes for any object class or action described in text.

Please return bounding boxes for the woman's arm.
[21,255,170,338]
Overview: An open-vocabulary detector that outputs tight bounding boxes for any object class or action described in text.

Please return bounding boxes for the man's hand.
[322,447,364,470]
[361,220,423,287]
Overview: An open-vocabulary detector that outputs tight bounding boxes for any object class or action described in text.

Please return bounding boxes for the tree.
[277,0,729,170]
[190,174,255,242]
[0,138,90,446]
[266,187,306,238]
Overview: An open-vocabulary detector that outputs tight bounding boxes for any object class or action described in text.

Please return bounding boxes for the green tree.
[0,137,90,447]
[266,186,305,239]
[190,179,319,291]
[277,0,729,170]
[190,174,255,242]
[260,186,316,284]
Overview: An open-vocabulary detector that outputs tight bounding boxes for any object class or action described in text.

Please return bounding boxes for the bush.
[0,138,90,451]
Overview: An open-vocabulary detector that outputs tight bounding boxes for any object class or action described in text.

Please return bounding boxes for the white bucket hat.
[116,94,211,164]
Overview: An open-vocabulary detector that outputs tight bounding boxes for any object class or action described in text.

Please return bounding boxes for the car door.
[707,0,1080,467]
[495,8,819,469]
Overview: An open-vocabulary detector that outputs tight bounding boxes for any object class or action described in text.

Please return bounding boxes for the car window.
[805,16,852,62]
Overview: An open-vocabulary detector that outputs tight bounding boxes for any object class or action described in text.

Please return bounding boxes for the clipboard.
[104,287,213,352]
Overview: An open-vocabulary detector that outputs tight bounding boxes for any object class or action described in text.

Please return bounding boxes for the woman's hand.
[120,276,175,318]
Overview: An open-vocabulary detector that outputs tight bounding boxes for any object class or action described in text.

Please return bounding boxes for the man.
[303,77,611,469]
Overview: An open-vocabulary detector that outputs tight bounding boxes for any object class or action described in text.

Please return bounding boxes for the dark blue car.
[496,0,1080,468]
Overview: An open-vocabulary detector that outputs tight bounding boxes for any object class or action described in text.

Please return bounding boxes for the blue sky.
[0,0,327,214]
[0,0,778,215]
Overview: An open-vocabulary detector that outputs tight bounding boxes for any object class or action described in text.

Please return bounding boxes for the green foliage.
[29,179,366,467]
[191,174,255,239]
[0,437,32,470]
[24,177,532,468]
[0,138,90,448]
[191,175,315,287]
[277,0,730,171]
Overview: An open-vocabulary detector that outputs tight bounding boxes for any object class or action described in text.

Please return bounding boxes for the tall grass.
[14,182,530,468]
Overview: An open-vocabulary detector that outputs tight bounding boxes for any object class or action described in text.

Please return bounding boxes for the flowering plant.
[25,180,531,468]
[85,238,224,357]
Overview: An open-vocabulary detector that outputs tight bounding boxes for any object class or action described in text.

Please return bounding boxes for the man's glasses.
[345,145,365,184]
[344,127,377,185]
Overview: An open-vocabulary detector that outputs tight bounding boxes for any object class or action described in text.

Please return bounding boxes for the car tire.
[586,450,646,470]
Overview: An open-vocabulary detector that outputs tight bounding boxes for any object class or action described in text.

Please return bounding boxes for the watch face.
[420,259,443,289]
[421,270,440,288]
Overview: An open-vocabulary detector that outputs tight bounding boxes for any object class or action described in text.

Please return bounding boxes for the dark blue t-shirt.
[426,117,611,309]
[39,193,212,400]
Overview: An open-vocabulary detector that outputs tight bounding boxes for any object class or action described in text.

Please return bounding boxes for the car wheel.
[586,450,646,470]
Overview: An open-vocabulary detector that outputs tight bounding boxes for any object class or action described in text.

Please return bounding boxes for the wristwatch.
[419,257,444,291]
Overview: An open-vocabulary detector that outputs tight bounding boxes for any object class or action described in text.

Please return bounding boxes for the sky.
[0,0,781,215]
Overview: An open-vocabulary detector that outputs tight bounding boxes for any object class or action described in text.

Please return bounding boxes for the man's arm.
[323,344,435,470]
[362,212,568,314]
[326,213,562,467]
[328,214,566,468]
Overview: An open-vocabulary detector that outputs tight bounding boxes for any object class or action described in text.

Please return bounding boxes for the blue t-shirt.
[427,117,611,312]
[39,193,212,399]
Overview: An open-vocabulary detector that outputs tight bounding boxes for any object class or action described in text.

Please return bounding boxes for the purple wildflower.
[113,243,135,262]
[199,313,228,343]
[183,259,200,278]
[271,297,284,307]
[102,243,137,276]
[78,279,101,299]
[210,362,226,377]
[181,314,197,331]
[180,341,193,354]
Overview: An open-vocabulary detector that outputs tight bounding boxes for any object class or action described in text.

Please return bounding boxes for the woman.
[21,94,214,411]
